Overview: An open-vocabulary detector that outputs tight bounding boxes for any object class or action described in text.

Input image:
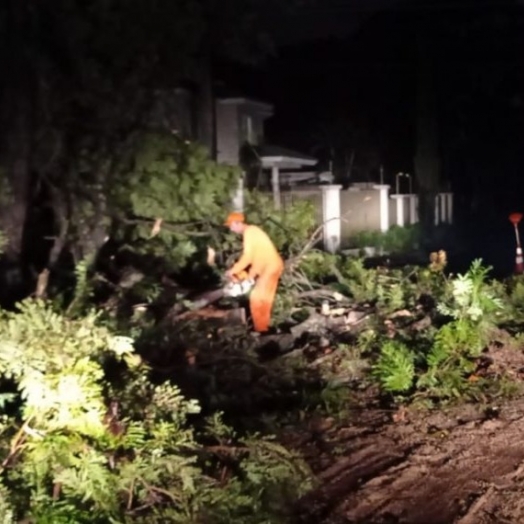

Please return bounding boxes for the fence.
[266,184,454,253]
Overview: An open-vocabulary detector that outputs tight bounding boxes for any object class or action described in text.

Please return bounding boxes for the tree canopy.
[0,0,298,299]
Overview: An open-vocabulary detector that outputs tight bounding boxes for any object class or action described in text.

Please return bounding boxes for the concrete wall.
[258,185,453,252]
[390,195,417,227]
[339,188,381,245]
[280,187,323,223]
[389,197,397,227]
[263,185,382,246]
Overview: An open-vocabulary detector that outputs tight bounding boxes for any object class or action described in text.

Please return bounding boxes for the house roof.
[217,97,274,116]
[257,145,318,169]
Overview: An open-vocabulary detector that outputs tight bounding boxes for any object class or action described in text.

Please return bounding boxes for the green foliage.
[373,340,415,393]
[356,329,380,354]
[116,132,240,268]
[437,259,505,323]
[0,300,311,522]
[349,230,385,250]
[382,225,421,253]
[412,265,448,302]
[339,258,412,313]
[376,279,408,313]
[348,225,420,253]
[124,133,239,223]
[371,260,511,402]
[244,191,318,256]
[341,258,378,303]
[416,260,505,398]
[505,275,524,319]
[417,319,483,397]
[0,482,14,524]
[201,434,313,524]
[12,0,285,267]
[295,250,340,282]
[271,291,299,326]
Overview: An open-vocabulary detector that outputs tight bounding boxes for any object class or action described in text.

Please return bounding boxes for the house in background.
[149,86,453,253]
[215,96,318,209]
[148,87,320,209]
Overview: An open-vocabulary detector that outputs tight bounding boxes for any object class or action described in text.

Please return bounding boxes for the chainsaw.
[169,273,254,318]
[222,271,255,298]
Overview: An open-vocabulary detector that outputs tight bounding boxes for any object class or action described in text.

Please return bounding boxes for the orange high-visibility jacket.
[230,225,284,279]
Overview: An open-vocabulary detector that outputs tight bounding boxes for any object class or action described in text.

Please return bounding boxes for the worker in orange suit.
[225,212,284,333]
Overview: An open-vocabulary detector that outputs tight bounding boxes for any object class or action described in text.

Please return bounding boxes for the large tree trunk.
[0,1,35,301]
[0,90,33,262]
[0,1,34,262]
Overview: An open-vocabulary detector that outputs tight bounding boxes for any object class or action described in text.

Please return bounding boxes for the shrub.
[0,299,311,522]
[373,260,509,401]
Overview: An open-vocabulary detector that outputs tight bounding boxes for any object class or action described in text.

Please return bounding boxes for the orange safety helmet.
[224,211,245,226]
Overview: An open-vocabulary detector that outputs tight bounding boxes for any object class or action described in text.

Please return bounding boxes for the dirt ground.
[146,308,524,524]
[289,401,524,524]
[286,343,524,524]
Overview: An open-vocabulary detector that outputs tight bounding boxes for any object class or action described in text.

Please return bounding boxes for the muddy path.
[290,399,524,524]
[138,304,524,523]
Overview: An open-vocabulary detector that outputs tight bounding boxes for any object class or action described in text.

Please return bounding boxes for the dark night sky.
[269,0,401,44]
[217,0,524,219]
[270,0,524,43]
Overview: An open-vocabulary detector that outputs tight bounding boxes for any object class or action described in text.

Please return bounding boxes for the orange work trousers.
[249,267,283,332]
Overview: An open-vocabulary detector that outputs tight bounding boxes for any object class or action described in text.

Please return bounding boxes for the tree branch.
[120,216,211,237]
